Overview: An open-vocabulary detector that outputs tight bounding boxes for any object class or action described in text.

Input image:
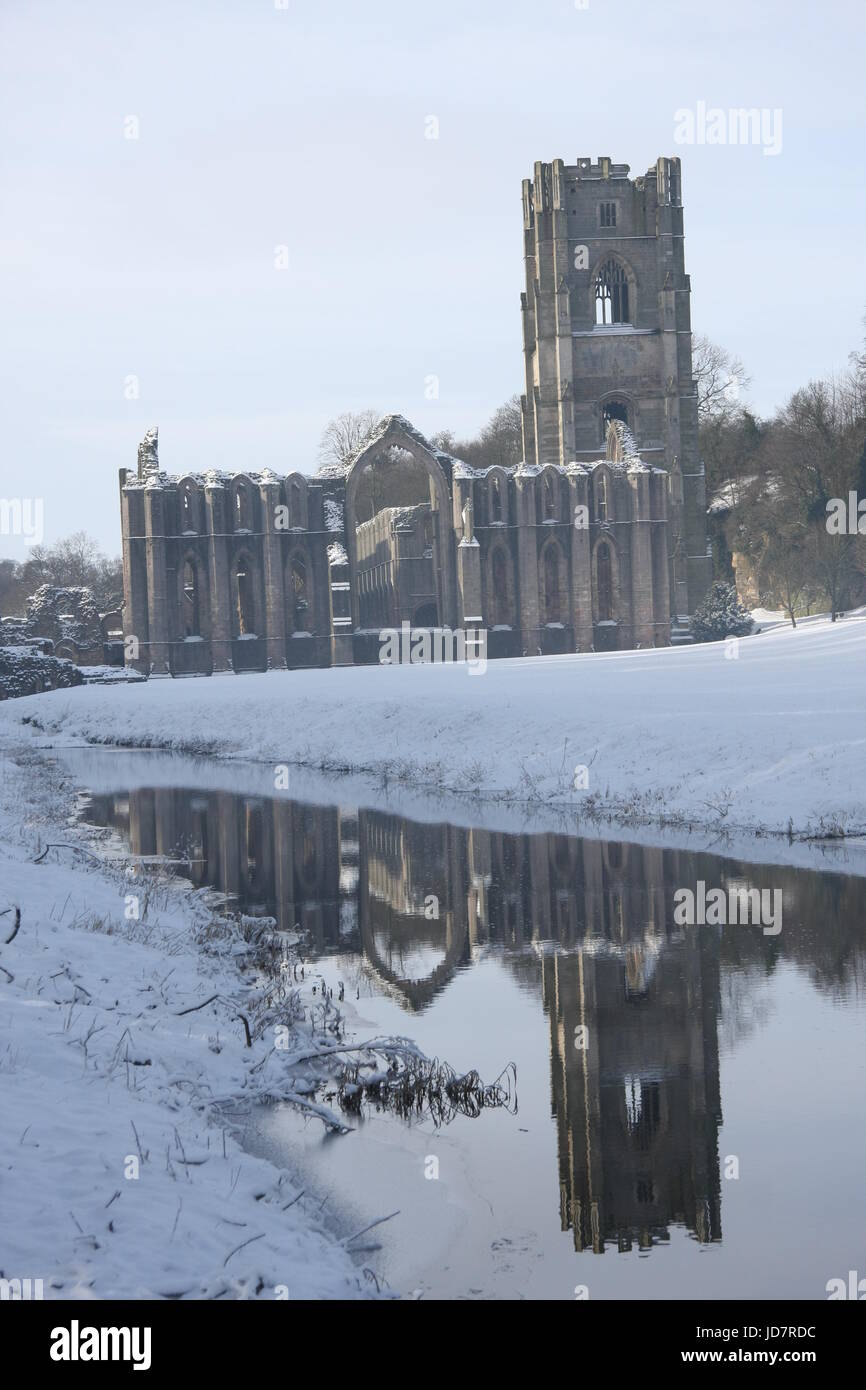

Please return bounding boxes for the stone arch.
[539,537,567,625]
[230,549,261,637]
[178,477,202,534]
[592,464,613,523]
[592,535,619,624]
[487,467,508,525]
[286,547,313,633]
[590,252,637,326]
[231,476,255,533]
[599,395,633,443]
[180,551,209,638]
[285,473,307,530]
[344,417,456,630]
[540,465,561,523]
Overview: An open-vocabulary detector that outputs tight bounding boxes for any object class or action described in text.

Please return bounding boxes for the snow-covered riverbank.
[0,753,400,1300]
[2,614,864,857]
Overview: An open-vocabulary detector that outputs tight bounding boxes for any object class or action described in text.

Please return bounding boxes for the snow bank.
[0,758,381,1300]
[2,615,865,853]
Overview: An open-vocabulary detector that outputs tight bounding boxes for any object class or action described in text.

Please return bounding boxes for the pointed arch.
[231,550,260,636]
[286,548,313,633]
[540,466,560,523]
[487,467,508,526]
[231,476,255,533]
[181,554,203,637]
[592,465,612,523]
[286,473,307,530]
[539,539,566,625]
[600,396,631,443]
[593,536,619,623]
[591,254,636,326]
[178,477,201,534]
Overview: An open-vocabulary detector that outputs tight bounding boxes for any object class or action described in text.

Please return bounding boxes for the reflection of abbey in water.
[88,785,724,1253]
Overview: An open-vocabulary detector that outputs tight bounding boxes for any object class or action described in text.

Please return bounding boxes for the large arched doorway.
[345,421,456,660]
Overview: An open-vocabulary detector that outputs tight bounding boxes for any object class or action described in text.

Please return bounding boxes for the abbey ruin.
[120,155,711,675]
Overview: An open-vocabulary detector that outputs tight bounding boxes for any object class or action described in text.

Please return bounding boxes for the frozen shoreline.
[0,752,392,1300]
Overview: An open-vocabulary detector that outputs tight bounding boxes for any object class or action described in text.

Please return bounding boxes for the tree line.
[0,533,123,619]
[700,326,866,623]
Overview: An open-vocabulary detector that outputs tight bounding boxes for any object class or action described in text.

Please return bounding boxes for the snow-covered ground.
[2,614,864,859]
[0,754,408,1300]
[1,616,864,1300]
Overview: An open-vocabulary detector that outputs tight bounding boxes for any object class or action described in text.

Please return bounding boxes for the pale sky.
[1,0,864,558]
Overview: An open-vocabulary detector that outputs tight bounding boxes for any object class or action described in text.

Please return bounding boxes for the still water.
[81,778,866,1300]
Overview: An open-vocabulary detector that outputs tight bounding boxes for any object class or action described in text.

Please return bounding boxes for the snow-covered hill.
[3,614,864,849]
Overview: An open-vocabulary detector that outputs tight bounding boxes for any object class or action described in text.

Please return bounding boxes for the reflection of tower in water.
[539,840,722,1254]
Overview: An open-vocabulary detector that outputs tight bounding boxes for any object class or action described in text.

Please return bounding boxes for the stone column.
[515,474,541,653]
[629,471,655,647]
[120,483,150,674]
[143,486,171,677]
[205,484,233,673]
[569,474,593,652]
[259,478,288,670]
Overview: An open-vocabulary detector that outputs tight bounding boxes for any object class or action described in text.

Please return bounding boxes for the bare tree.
[692,334,751,423]
[431,394,523,469]
[4,533,123,615]
[316,410,380,474]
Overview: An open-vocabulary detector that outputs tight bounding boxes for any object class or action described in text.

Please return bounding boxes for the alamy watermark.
[826,493,866,535]
[674,880,782,935]
[674,103,783,157]
[0,497,43,545]
[0,1277,43,1300]
[378,621,487,675]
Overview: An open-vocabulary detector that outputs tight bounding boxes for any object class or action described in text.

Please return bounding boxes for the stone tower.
[519,154,712,624]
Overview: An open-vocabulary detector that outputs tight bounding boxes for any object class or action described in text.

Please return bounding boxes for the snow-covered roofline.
[124,416,665,490]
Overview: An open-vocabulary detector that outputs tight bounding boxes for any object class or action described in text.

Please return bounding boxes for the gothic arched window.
[544,472,558,521]
[181,485,197,533]
[289,479,303,529]
[491,475,503,524]
[290,554,310,630]
[603,399,629,432]
[595,258,630,325]
[542,545,563,624]
[594,472,609,524]
[182,560,200,637]
[233,480,254,532]
[235,560,255,635]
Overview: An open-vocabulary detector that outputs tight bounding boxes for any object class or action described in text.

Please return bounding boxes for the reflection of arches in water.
[244,800,264,892]
[605,840,625,874]
[188,797,209,886]
[296,809,318,887]
[624,942,660,998]
[359,910,470,1011]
